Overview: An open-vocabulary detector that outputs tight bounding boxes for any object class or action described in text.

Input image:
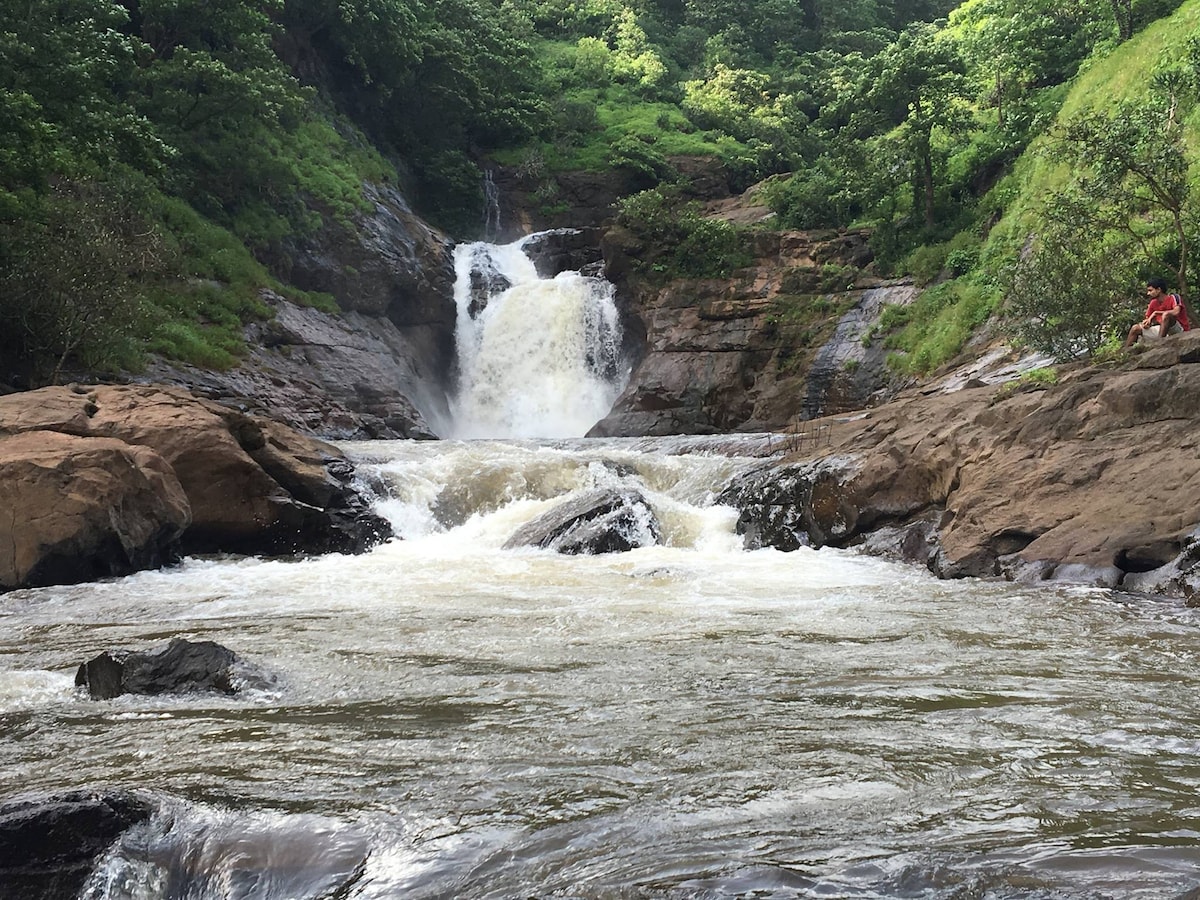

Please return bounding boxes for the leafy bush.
[616,185,751,278]
[0,179,166,385]
[1002,226,1135,358]
[608,134,674,188]
[902,230,983,284]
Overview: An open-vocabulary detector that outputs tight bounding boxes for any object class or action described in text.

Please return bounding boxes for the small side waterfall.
[448,236,627,439]
[482,169,501,240]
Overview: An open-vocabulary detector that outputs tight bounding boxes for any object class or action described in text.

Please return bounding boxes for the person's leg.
[1125,323,1144,348]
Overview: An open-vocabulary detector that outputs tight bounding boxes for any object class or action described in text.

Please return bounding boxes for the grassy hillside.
[987,1,1200,263]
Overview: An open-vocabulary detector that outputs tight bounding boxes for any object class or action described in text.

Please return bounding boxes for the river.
[3,435,1200,899]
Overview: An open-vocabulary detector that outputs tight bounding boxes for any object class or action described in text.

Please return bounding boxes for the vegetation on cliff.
[2,0,1198,386]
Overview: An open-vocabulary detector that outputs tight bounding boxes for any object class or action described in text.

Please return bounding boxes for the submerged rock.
[504,488,661,554]
[75,638,268,700]
[0,790,154,900]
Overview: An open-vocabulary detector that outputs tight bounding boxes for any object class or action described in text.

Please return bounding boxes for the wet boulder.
[503,488,660,554]
[0,790,155,900]
[716,459,860,551]
[0,384,391,589]
[75,639,269,700]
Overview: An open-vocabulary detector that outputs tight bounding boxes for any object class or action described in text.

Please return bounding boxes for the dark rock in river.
[716,459,860,551]
[75,638,267,700]
[0,790,154,900]
[504,488,661,554]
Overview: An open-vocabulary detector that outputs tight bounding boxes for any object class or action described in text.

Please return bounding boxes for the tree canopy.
[1,0,1196,384]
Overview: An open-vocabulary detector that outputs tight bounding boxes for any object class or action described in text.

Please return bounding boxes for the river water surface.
[4,436,1200,899]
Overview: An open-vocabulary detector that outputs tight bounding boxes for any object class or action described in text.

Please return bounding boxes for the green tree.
[861,23,971,229]
[0,180,167,385]
[1003,222,1133,357]
[1110,0,1133,39]
[952,0,1108,131]
[0,0,166,193]
[1052,100,1192,298]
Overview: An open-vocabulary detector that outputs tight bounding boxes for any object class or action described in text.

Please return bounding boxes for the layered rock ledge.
[0,384,391,591]
[718,332,1200,599]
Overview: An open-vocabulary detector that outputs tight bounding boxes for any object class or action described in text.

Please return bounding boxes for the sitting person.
[1124,277,1191,347]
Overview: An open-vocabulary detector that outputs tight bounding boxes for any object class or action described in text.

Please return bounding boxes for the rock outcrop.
[0,384,391,591]
[0,790,155,900]
[593,226,907,436]
[143,293,447,440]
[716,332,1200,599]
[150,182,458,440]
[503,488,661,554]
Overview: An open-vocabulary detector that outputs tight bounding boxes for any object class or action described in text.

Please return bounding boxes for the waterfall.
[447,236,627,439]
[482,169,501,240]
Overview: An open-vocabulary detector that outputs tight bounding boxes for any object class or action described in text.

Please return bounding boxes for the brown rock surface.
[722,332,1200,597]
[0,430,189,589]
[594,225,903,435]
[0,384,391,590]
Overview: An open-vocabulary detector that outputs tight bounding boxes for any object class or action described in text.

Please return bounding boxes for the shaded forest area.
[1,0,1196,385]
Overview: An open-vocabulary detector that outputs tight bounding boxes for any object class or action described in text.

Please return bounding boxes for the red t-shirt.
[1146,294,1191,331]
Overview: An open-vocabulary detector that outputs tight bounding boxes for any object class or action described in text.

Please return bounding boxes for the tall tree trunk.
[1109,0,1133,40]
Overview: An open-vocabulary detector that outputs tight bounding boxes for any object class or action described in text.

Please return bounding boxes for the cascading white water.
[448,237,627,440]
[7,436,1200,899]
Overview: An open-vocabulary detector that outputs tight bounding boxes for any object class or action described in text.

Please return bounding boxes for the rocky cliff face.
[151,165,906,444]
[151,182,459,440]
[591,225,911,435]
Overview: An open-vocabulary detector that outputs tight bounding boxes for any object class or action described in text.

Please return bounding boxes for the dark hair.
[1147,276,1169,290]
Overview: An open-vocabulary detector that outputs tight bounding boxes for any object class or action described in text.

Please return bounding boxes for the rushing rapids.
[3,436,1200,899]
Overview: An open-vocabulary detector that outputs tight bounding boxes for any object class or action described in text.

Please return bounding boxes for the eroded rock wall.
[0,385,391,591]
[717,332,1200,599]
[592,226,910,435]
[152,182,458,440]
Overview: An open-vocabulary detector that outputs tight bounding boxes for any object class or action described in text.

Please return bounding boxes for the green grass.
[882,280,999,375]
[491,81,745,173]
[141,193,338,369]
[983,1,1200,265]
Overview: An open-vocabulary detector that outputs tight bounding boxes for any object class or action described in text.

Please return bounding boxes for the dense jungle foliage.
[0,0,1197,383]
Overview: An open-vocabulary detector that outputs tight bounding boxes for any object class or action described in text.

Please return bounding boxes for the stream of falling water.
[3,436,1200,898]
[447,237,626,440]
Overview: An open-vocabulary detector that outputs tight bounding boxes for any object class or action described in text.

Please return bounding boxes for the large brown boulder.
[0,430,189,589]
[0,384,391,591]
